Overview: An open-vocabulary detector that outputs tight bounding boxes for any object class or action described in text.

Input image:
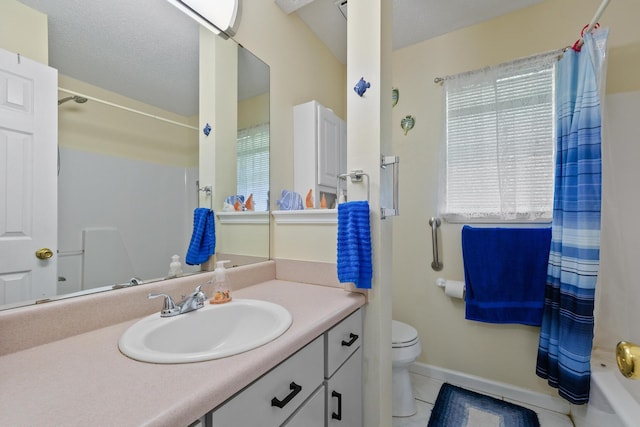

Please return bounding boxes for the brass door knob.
[35,248,54,260]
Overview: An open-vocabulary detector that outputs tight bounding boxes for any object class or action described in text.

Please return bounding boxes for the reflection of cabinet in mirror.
[293,100,346,209]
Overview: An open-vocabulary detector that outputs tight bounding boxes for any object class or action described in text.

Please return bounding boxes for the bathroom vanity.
[210,309,362,426]
[0,261,365,426]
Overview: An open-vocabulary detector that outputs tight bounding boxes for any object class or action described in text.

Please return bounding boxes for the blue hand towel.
[461,226,551,326]
[337,201,372,289]
[186,208,215,265]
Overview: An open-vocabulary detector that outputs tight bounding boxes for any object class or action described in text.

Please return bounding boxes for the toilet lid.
[392,320,418,345]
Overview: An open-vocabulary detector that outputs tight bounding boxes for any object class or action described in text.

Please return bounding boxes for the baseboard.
[409,361,571,416]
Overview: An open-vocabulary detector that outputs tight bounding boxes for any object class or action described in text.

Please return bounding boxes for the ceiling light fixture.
[166,0,240,38]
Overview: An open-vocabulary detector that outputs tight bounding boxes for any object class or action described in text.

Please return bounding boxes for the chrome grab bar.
[429,217,443,271]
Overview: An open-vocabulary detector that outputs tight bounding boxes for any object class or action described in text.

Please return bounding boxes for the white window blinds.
[438,51,560,222]
[237,123,269,211]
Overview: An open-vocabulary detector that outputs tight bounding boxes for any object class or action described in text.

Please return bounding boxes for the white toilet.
[392,320,422,417]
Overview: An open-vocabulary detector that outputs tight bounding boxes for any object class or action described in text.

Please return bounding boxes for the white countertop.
[0,279,365,427]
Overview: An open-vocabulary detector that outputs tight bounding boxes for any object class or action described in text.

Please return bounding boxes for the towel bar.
[337,170,370,202]
[381,155,400,219]
[429,217,443,271]
[197,184,213,210]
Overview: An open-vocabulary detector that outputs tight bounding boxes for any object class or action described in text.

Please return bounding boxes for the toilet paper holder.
[435,277,466,299]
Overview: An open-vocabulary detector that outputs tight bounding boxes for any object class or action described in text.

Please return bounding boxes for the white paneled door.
[0,48,57,305]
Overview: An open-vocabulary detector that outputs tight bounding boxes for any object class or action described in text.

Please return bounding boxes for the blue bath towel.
[186,208,216,265]
[461,226,551,326]
[337,201,372,289]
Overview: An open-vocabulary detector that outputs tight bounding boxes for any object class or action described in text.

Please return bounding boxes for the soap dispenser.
[210,260,232,304]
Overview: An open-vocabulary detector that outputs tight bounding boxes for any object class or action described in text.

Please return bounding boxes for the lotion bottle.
[210,260,232,304]
[168,254,183,277]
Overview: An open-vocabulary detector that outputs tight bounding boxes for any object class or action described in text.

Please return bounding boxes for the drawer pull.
[271,382,302,408]
[331,391,343,420]
[341,333,359,347]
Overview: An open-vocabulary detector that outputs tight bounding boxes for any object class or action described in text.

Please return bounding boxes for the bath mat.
[427,383,540,427]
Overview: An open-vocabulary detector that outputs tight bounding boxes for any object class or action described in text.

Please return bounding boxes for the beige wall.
[391,0,640,395]
[59,75,198,167]
[273,222,339,263]
[238,92,269,129]
[0,0,47,64]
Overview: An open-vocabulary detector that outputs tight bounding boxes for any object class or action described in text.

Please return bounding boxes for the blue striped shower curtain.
[535,30,608,405]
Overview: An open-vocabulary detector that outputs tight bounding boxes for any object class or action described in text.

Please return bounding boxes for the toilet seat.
[392,320,418,348]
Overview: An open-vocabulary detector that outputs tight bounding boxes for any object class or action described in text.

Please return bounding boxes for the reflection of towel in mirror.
[186,208,215,265]
[337,201,372,289]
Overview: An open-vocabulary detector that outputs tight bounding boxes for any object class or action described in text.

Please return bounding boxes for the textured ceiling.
[17,0,546,117]
[295,0,546,64]
[18,0,200,116]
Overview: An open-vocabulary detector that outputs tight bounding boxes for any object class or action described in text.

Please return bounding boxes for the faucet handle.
[192,285,207,306]
[148,293,180,317]
[194,279,212,297]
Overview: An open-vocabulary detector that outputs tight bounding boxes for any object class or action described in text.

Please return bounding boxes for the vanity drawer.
[210,336,324,427]
[281,383,325,427]
[325,309,362,378]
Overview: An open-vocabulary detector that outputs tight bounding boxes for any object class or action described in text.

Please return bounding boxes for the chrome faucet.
[130,277,144,286]
[148,285,207,317]
[112,277,144,290]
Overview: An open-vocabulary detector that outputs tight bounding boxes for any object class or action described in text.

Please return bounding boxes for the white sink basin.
[118,299,292,363]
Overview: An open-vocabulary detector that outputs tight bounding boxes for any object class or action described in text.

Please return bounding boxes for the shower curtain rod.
[433,0,611,84]
[575,0,610,50]
[57,87,199,131]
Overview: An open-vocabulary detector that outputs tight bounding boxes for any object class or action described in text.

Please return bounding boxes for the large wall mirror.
[2,0,270,310]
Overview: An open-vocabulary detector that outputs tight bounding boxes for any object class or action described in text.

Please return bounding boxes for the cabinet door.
[317,106,341,189]
[282,384,325,427]
[326,309,362,378]
[326,348,362,427]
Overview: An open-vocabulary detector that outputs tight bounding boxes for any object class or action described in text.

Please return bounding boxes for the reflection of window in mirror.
[237,124,270,211]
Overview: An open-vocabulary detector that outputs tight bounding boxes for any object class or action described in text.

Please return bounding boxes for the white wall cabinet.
[293,100,347,208]
[206,309,362,427]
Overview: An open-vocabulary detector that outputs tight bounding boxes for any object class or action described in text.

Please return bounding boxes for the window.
[237,123,269,211]
[438,52,560,222]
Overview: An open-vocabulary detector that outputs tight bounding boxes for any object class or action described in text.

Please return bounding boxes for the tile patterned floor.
[392,373,574,427]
